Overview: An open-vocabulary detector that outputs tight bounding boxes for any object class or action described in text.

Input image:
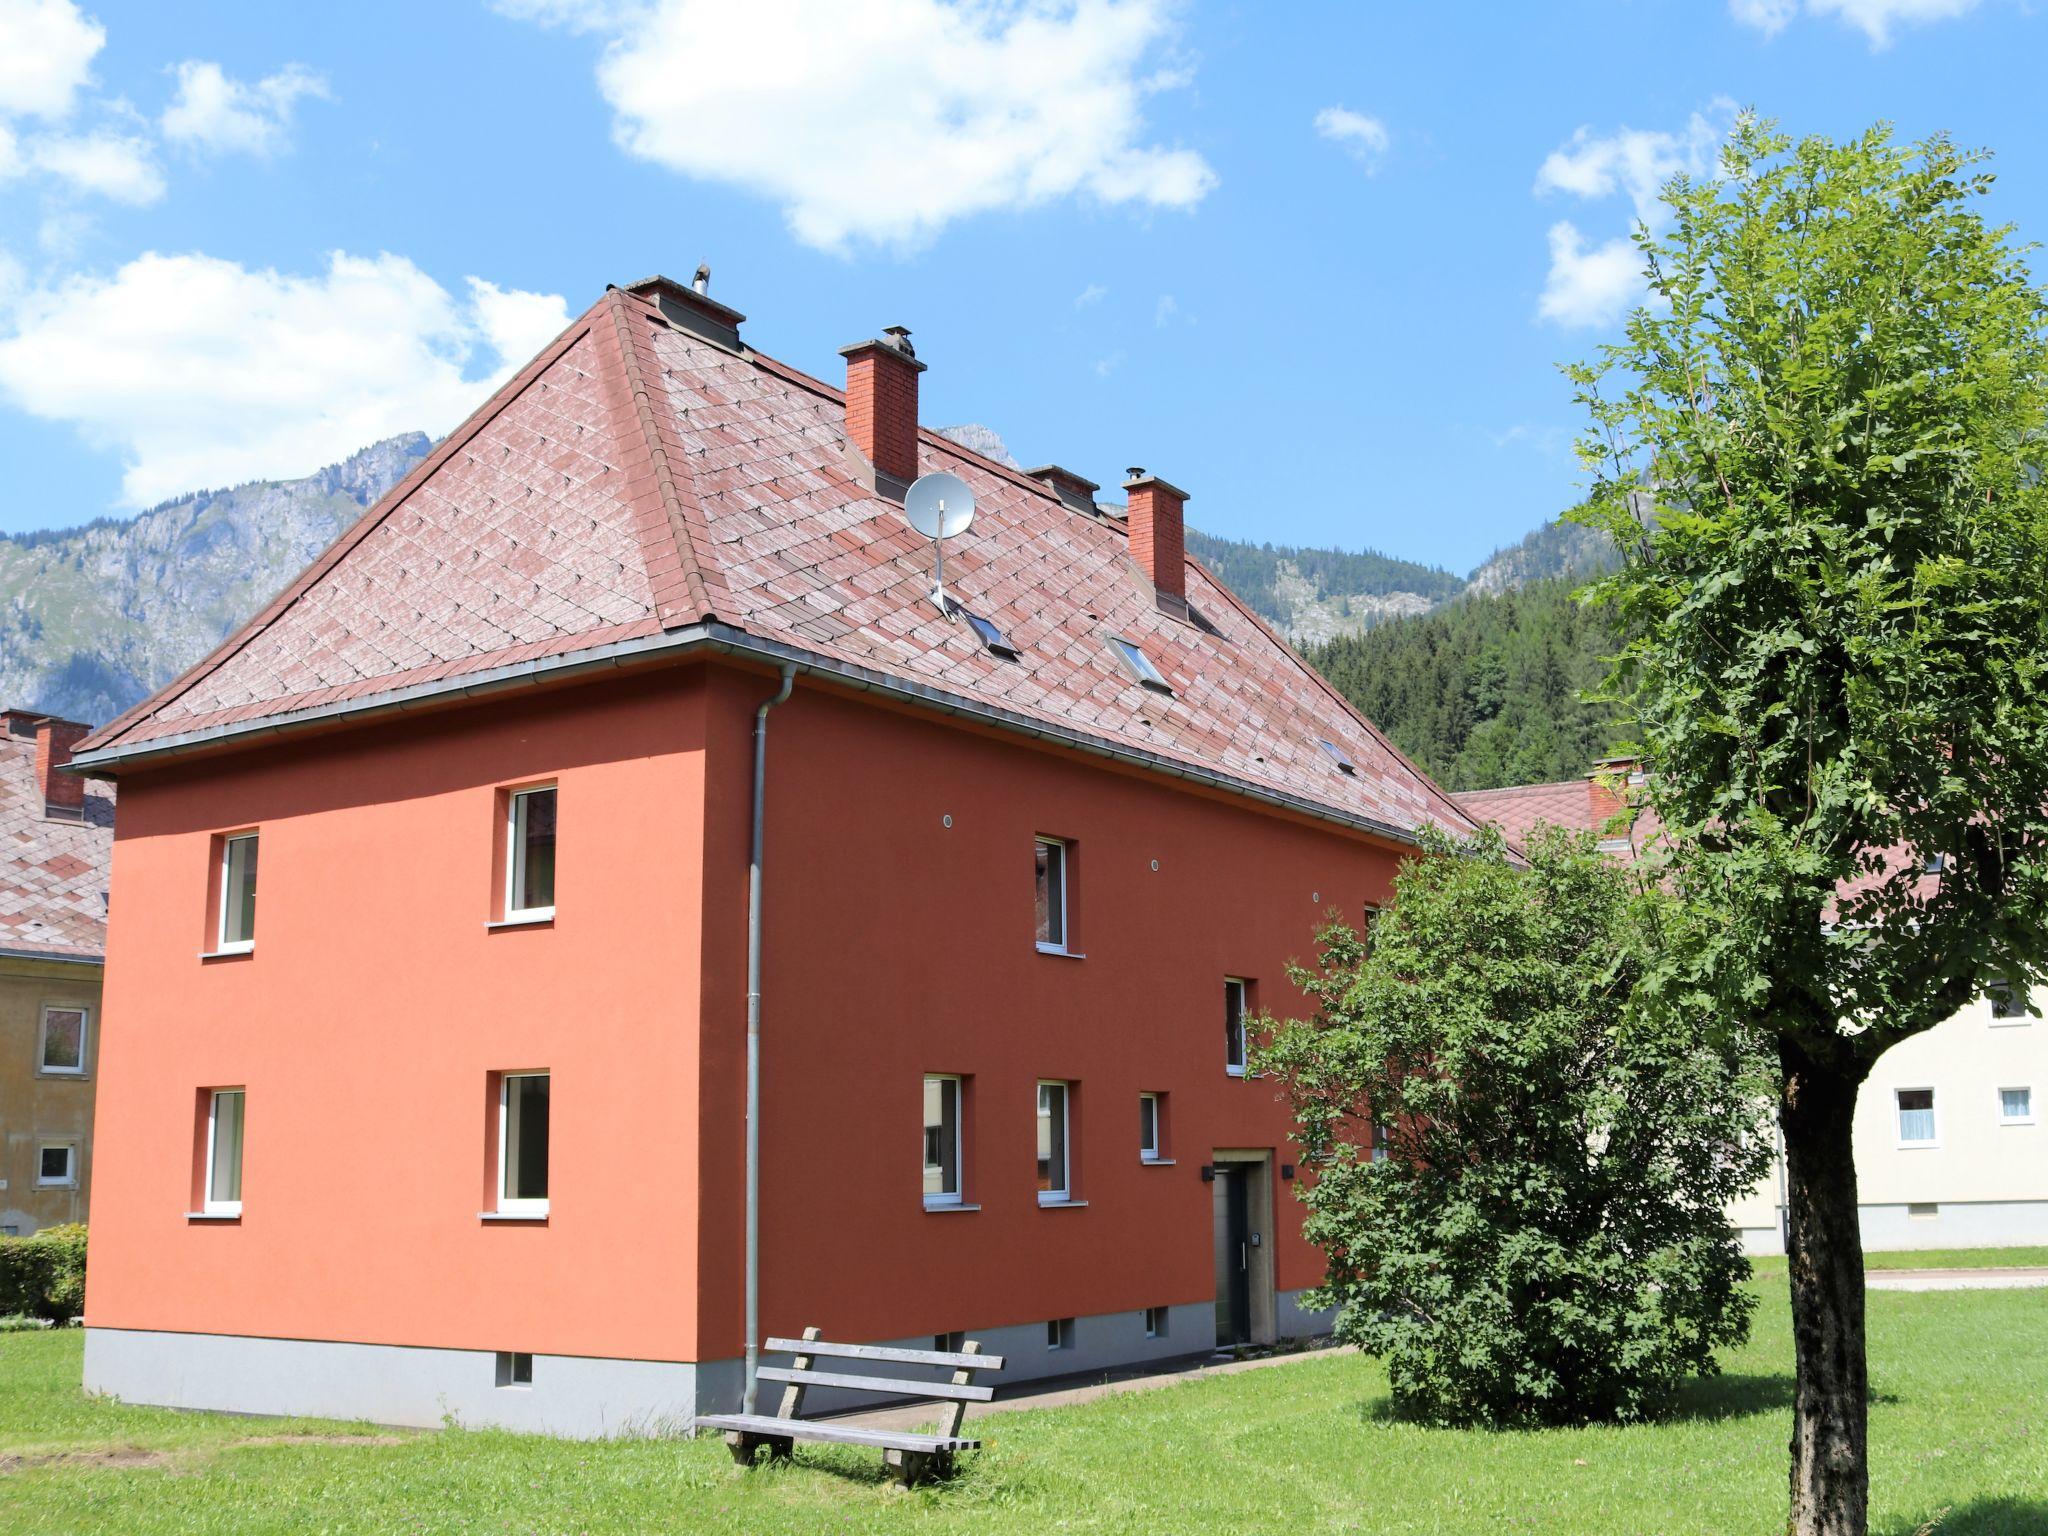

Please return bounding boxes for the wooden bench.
[694,1327,1006,1486]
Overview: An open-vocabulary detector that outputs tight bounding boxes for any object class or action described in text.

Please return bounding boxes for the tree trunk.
[1778,1038,1870,1536]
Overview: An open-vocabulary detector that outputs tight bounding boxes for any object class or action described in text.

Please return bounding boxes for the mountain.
[0,434,432,725]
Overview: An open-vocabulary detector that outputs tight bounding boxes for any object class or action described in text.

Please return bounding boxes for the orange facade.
[85,657,1403,1370]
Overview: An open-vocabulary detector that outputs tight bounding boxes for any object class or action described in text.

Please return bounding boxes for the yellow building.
[0,710,111,1237]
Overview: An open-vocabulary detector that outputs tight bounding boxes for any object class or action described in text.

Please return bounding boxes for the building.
[73,276,1485,1434]
[1454,766,2048,1254]
[0,710,113,1237]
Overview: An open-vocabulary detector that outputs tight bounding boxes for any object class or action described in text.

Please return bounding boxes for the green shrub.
[0,1224,87,1323]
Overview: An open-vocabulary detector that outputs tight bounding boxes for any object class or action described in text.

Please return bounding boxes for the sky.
[0,0,2041,573]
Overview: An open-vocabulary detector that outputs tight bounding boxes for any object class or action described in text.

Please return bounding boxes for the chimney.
[1122,468,1189,602]
[35,717,89,820]
[1586,757,1640,839]
[839,327,927,486]
[1027,465,1101,515]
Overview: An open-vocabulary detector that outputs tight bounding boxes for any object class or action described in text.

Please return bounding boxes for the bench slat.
[693,1413,978,1453]
[755,1365,995,1402]
[766,1337,1007,1372]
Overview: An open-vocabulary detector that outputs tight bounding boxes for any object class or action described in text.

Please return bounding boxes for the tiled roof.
[80,283,1480,844]
[0,726,113,962]
[1452,779,1599,848]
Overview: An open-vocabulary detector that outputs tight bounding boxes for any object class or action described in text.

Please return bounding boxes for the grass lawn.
[2,1281,2044,1535]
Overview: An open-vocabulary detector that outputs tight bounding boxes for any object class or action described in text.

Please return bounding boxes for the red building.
[74,276,1481,1432]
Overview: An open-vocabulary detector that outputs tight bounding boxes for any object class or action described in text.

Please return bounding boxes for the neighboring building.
[0,710,113,1236]
[74,276,1485,1434]
[1455,766,2048,1254]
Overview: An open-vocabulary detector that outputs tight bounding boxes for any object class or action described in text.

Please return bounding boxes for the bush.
[0,1223,87,1323]
[1254,825,1772,1427]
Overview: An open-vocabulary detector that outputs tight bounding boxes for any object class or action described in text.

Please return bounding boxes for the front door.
[1213,1164,1252,1347]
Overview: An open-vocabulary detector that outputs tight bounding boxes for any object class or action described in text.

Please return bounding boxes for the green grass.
[1748,1247,2048,1282]
[3,1284,2044,1535]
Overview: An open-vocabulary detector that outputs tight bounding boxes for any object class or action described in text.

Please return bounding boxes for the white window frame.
[36,1004,89,1076]
[1034,837,1068,954]
[1143,1305,1167,1339]
[216,832,258,953]
[497,1071,551,1218]
[1110,636,1172,694]
[923,1073,964,1208]
[1894,1086,1939,1149]
[1224,977,1249,1077]
[1998,1085,2034,1126]
[1036,1080,1071,1204]
[1989,979,2031,1025]
[204,1088,245,1216]
[1139,1092,1161,1162]
[504,786,558,923]
[35,1141,77,1188]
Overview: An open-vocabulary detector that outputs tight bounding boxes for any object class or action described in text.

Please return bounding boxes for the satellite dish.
[903,472,977,539]
[902,472,977,613]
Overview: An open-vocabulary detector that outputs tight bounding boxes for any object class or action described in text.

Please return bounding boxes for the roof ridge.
[602,288,723,627]
[76,299,610,754]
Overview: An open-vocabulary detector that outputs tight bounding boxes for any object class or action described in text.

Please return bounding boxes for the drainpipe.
[744,663,795,1414]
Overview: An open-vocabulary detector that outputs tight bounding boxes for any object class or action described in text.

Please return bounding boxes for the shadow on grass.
[1351,1371,1903,1430]
[1883,1498,2048,1535]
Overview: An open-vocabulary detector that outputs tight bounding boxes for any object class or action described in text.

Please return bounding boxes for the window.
[37,1006,87,1075]
[36,1143,76,1187]
[1046,1317,1074,1351]
[965,612,1020,661]
[933,1330,965,1354]
[217,832,258,951]
[1110,637,1171,693]
[923,1075,963,1206]
[205,1089,245,1215]
[1139,1093,1162,1162]
[1034,838,1068,953]
[497,1072,551,1216]
[495,1351,534,1388]
[2000,1087,2034,1125]
[505,787,557,920]
[1896,1088,1937,1147]
[1036,1081,1071,1202]
[1143,1306,1168,1340]
[1370,1120,1391,1163]
[1316,738,1359,776]
[1224,978,1248,1076]
[1923,852,1947,874]
[1990,981,2028,1022]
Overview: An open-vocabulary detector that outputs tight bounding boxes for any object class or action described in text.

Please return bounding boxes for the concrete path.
[832,1344,1347,1434]
[1867,1266,2048,1291]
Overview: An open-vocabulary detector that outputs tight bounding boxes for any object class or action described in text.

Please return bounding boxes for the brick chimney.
[35,717,89,819]
[1586,757,1640,838]
[838,327,927,485]
[1121,469,1189,602]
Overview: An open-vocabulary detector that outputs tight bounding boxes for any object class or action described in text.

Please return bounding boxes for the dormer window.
[965,612,1021,661]
[1317,738,1359,777]
[1111,637,1171,694]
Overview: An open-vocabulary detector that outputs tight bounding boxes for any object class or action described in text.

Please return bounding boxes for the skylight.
[966,612,1021,661]
[1317,738,1359,776]
[1112,637,1172,694]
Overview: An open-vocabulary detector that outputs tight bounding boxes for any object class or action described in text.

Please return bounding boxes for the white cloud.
[1093,351,1124,377]
[1537,222,1641,329]
[1154,293,1178,326]
[1731,0,1979,45]
[0,251,571,504]
[0,0,105,120]
[1314,105,1389,169]
[1074,282,1108,307]
[162,61,329,158]
[505,0,1215,252]
[1534,109,1725,225]
[27,129,163,203]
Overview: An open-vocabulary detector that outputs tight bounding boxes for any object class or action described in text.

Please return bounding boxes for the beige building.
[1457,767,2048,1254]
[0,710,112,1237]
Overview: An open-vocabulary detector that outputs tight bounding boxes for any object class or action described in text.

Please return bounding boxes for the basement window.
[1110,637,1172,694]
[495,1351,534,1388]
[1046,1317,1075,1351]
[1143,1306,1168,1340]
[1316,738,1359,777]
[964,612,1021,661]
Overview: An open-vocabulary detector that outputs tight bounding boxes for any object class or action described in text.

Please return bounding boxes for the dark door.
[1213,1165,1252,1346]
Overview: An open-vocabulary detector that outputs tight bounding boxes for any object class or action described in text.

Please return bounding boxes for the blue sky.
[0,0,2041,572]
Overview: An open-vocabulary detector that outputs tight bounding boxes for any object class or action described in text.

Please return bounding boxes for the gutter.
[69,624,1427,853]
[0,947,104,968]
[743,663,794,1414]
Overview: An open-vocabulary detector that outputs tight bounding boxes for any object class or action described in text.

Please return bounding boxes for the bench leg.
[884,1448,953,1488]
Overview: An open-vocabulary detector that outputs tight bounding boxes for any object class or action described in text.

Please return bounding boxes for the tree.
[1570,117,2048,1535]
[1254,824,1771,1428]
